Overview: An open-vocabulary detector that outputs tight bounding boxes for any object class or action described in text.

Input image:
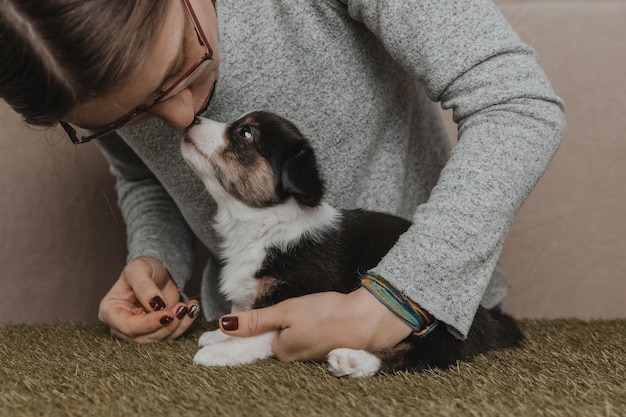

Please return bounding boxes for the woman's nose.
[149,88,196,129]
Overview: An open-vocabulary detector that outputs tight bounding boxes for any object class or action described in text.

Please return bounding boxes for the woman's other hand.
[98,257,200,343]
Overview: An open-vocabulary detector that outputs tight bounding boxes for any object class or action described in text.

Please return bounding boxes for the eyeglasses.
[60,0,213,144]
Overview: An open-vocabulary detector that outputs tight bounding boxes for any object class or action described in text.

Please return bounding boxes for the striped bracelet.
[361,272,438,337]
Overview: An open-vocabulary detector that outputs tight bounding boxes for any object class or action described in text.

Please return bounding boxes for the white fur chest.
[214,199,340,310]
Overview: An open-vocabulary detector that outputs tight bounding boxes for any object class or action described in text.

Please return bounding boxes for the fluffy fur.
[181,111,523,377]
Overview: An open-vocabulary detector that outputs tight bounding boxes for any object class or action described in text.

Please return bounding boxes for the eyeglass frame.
[59,0,214,145]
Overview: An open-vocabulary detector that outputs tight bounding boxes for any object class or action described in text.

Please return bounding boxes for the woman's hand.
[218,287,413,361]
[98,257,201,344]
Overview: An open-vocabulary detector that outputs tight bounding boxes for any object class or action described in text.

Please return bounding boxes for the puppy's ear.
[281,147,324,207]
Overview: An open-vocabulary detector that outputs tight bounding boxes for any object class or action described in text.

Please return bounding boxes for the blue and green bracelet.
[361,272,438,337]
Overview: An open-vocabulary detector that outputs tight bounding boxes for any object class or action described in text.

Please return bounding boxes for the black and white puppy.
[181,111,523,377]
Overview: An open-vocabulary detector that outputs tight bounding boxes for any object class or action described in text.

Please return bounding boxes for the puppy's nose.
[184,117,202,135]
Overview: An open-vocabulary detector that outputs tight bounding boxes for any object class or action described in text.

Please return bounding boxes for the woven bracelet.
[361,273,438,337]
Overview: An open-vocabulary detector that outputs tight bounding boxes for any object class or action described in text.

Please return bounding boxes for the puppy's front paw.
[198,329,230,347]
[327,348,381,378]
[193,332,277,368]
[194,344,244,367]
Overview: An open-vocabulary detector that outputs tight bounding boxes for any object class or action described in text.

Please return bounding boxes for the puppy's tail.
[376,307,524,373]
[487,309,525,349]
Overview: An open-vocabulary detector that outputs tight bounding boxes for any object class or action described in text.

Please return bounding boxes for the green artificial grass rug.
[1,319,625,417]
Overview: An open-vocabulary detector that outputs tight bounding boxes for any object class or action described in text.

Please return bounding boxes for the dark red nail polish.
[221,316,238,331]
[188,305,201,319]
[149,296,166,311]
[176,306,189,320]
[160,316,173,325]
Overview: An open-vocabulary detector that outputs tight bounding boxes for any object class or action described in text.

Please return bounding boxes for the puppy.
[181,111,523,377]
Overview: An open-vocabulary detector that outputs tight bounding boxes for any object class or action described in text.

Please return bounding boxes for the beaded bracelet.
[361,272,438,337]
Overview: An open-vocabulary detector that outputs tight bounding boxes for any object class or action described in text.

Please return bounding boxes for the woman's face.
[65,0,220,131]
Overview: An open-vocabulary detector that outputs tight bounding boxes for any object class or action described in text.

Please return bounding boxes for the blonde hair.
[0,0,169,126]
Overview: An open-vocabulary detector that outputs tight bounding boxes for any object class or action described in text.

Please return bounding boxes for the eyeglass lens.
[158,57,213,102]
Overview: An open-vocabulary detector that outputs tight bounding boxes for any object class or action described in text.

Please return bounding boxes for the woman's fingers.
[99,257,202,343]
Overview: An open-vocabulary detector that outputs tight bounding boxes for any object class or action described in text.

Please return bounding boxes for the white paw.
[193,332,277,367]
[198,329,230,347]
[326,348,381,378]
[194,344,248,367]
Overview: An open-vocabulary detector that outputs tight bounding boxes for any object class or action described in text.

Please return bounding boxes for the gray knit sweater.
[97,0,565,338]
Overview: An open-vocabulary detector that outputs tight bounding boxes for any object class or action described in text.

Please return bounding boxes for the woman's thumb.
[219,304,286,336]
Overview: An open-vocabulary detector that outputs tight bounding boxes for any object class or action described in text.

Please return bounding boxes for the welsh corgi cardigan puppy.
[181,111,523,377]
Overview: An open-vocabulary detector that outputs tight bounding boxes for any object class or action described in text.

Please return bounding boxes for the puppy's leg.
[194,331,278,367]
[326,348,381,377]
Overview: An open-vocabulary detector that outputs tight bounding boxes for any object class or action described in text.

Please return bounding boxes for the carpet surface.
[1,319,625,417]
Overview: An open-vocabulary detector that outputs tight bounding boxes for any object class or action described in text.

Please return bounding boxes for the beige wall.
[449,1,626,319]
[1,1,625,323]
[0,108,126,322]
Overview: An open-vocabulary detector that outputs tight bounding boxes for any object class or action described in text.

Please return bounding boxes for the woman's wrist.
[361,272,438,337]
[348,287,413,350]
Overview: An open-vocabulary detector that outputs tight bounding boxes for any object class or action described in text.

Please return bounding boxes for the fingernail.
[149,296,166,311]
[160,316,174,325]
[221,316,238,331]
[188,305,201,319]
[176,306,189,320]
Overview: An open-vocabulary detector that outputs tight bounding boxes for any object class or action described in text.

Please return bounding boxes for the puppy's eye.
[238,126,253,141]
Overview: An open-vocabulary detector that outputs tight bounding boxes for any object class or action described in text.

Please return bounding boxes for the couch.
[1,0,624,323]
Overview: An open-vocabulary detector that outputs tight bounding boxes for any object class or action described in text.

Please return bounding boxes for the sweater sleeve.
[96,134,195,293]
[342,0,566,337]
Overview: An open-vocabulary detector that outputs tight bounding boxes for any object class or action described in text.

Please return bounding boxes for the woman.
[0,0,565,360]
